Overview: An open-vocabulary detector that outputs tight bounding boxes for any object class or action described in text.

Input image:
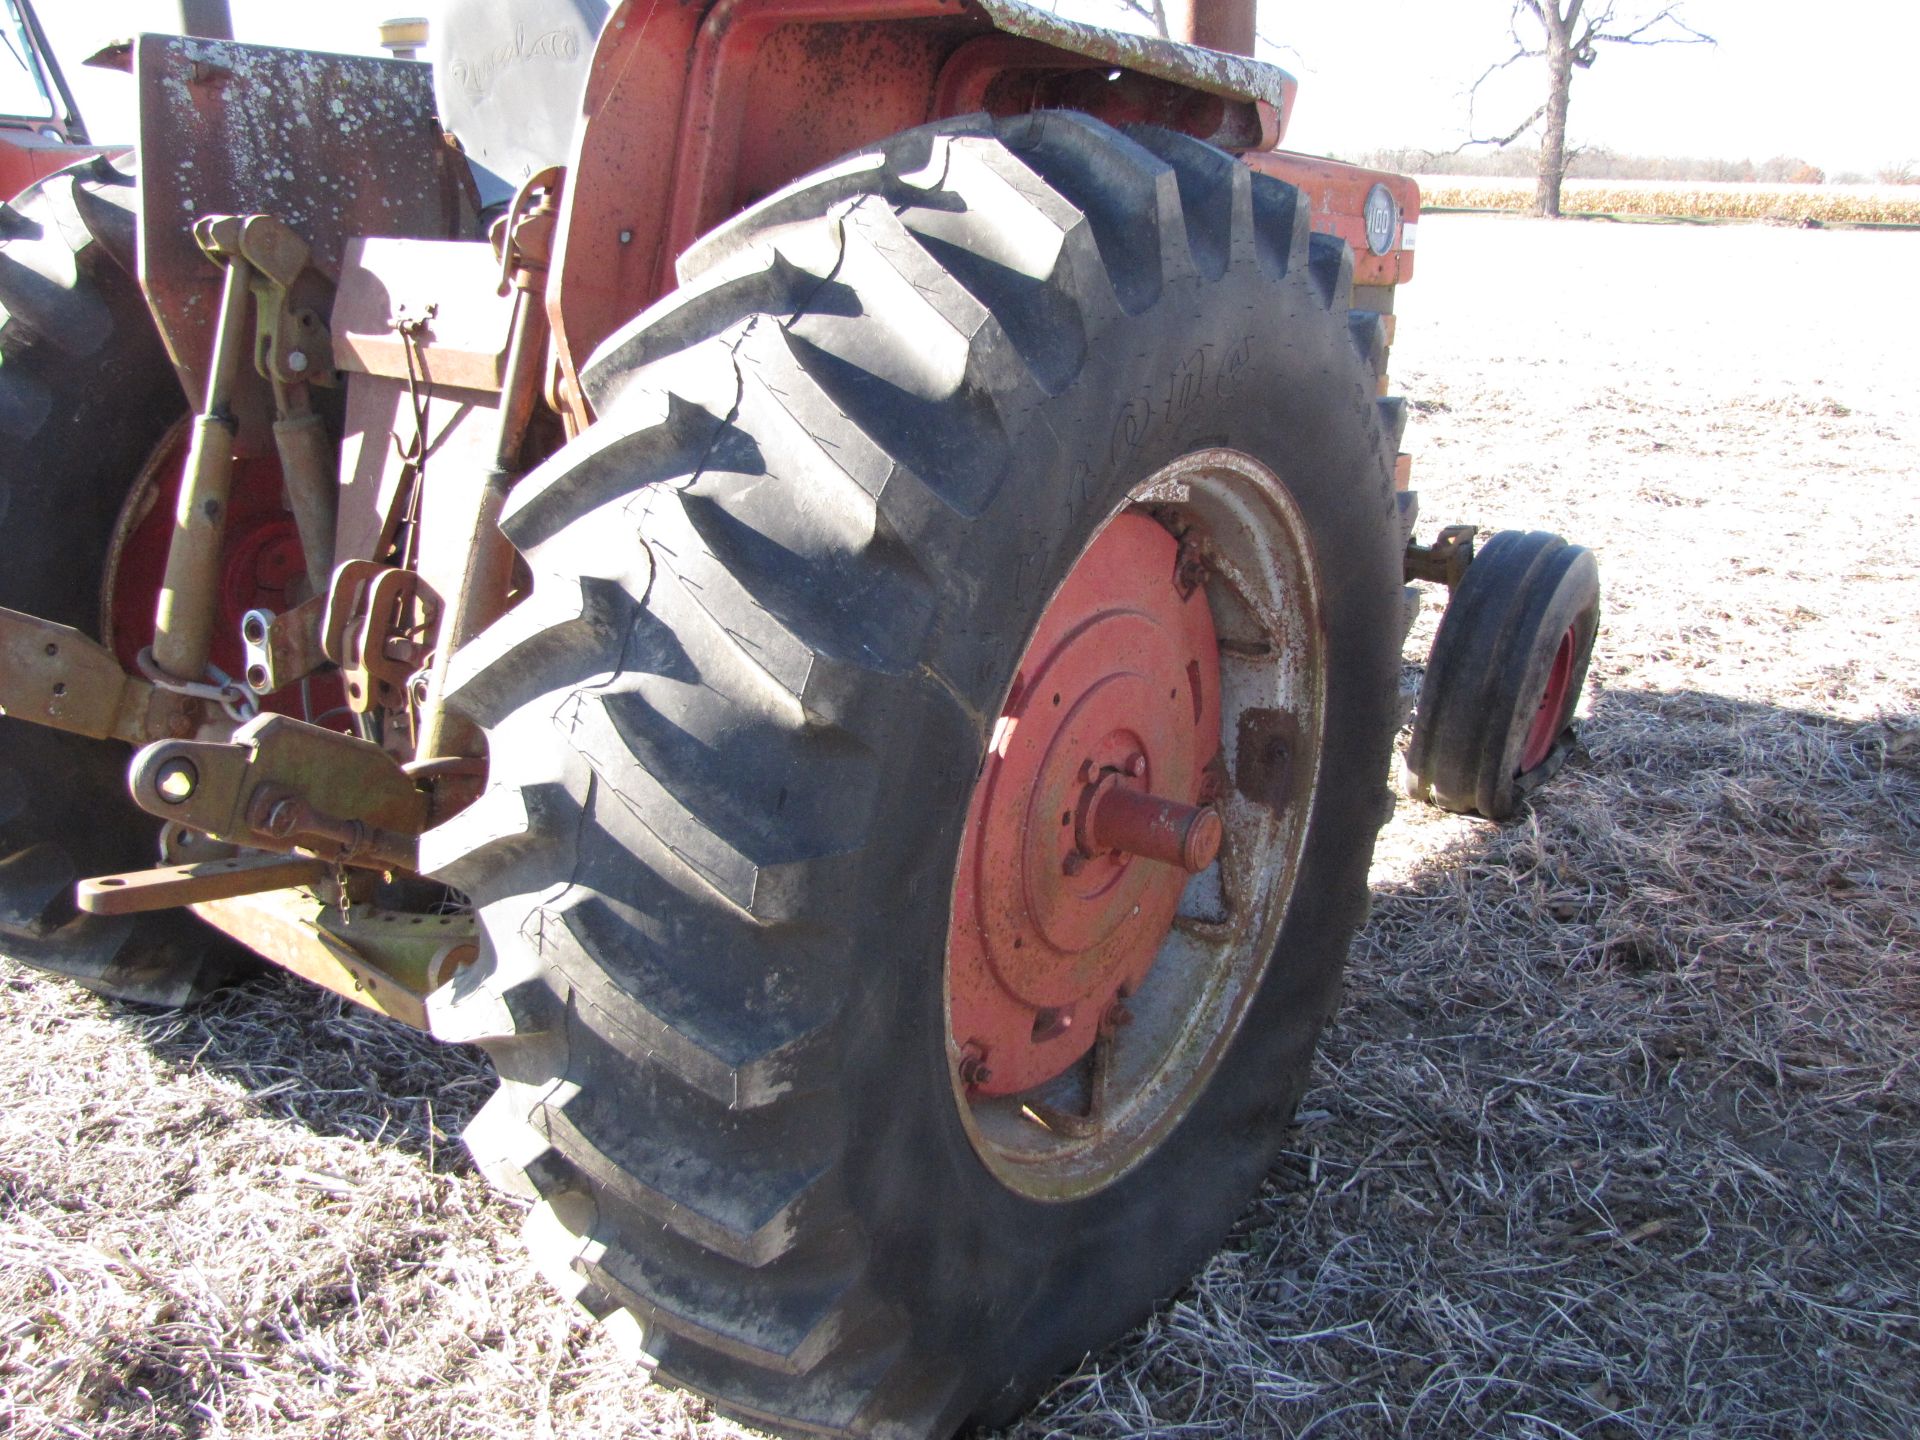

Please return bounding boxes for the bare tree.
[1114,0,1172,36]
[1045,0,1170,35]
[1468,3,1714,217]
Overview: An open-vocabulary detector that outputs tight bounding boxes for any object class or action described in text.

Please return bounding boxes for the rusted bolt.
[958,1044,992,1089]
[1102,999,1134,1033]
[154,758,199,805]
[1174,536,1209,599]
[1197,752,1230,805]
[261,797,303,839]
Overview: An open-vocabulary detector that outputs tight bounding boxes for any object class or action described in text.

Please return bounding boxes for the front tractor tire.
[426,114,1407,1436]
[1404,529,1601,820]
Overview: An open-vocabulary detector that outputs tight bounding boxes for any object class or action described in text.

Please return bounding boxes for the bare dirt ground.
[4,213,1917,1440]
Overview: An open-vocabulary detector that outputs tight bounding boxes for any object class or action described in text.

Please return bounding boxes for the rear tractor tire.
[426,114,1409,1436]
[0,155,233,1007]
[1404,529,1601,820]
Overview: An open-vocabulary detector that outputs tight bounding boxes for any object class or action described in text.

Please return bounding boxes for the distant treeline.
[1345,146,1918,187]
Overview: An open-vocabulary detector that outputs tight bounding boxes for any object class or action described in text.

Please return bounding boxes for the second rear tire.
[0,155,231,1006]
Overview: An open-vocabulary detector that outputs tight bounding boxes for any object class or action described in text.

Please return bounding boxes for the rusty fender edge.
[976,0,1295,110]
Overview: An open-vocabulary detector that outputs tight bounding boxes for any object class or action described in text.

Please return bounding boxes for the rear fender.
[0,129,112,201]
[544,0,1299,423]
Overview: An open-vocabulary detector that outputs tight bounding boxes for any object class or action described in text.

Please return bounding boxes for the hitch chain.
[135,646,258,724]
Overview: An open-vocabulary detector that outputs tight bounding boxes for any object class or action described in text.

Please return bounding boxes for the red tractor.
[0,1,1596,1432]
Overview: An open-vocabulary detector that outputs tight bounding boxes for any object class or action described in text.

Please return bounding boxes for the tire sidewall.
[1481,544,1602,816]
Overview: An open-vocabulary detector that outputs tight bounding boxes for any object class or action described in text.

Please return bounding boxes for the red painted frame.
[1244,150,1421,287]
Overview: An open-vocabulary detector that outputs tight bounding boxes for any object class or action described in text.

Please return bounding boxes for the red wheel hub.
[103,421,343,724]
[948,512,1222,1097]
[1519,624,1577,772]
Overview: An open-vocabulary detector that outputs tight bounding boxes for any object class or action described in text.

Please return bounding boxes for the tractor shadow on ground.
[1011,682,1920,1438]
[93,957,492,1171]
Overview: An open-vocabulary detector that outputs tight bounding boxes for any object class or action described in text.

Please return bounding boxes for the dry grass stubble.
[3,214,1917,1438]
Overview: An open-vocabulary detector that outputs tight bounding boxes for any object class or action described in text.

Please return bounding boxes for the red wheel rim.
[947,512,1222,1098]
[944,451,1329,1200]
[1519,624,1577,773]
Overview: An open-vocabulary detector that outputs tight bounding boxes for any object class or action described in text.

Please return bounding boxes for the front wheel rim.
[944,450,1328,1201]
[1519,624,1578,773]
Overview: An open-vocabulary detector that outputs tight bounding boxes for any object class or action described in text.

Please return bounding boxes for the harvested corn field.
[2,213,1917,1439]
[1419,175,1920,225]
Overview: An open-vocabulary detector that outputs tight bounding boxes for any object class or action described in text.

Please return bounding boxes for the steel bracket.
[188,890,477,1030]
[194,212,339,390]
[127,712,428,871]
[239,595,328,695]
[322,561,441,716]
[0,606,195,743]
[1405,525,1479,589]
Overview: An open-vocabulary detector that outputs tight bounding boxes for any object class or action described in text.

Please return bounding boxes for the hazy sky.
[1265,0,1918,175]
[36,1,1918,176]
